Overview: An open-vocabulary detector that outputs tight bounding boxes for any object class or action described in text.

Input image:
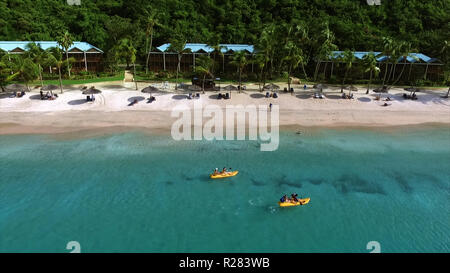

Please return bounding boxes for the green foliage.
[0,54,14,91]
[116,38,137,68]
[0,1,447,59]
[8,55,40,89]
[0,0,448,83]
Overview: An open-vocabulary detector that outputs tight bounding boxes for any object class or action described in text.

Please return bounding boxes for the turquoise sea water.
[0,127,449,253]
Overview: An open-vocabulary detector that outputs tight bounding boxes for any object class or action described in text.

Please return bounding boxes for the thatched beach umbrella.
[5,83,26,92]
[82,87,102,95]
[313,83,327,89]
[141,86,160,97]
[41,84,59,91]
[404,87,417,92]
[373,86,389,93]
[263,83,280,91]
[222,85,238,91]
[41,84,59,95]
[189,85,202,92]
[345,85,358,92]
[313,83,327,93]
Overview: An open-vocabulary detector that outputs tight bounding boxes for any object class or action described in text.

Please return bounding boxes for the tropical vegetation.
[0,0,448,88]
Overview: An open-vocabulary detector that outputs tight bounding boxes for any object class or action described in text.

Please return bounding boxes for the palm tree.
[0,54,14,92]
[362,52,380,94]
[47,47,75,93]
[57,31,74,78]
[314,23,337,82]
[390,42,418,87]
[207,43,227,75]
[377,37,394,86]
[169,37,189,90]
[283,41,305,93]
[255,37,271,87]
[292,21,310,81]
[253,53,267,91]
[194,55,214,91]
[386,41,403,85]
[259,24,276,79]
[439,40,449,82]
[25,42,48,87]
[8,55,39,91]
[117,38,138,89]
[230,51,248,92]
[144,12,159,75]
[340,50,355,93]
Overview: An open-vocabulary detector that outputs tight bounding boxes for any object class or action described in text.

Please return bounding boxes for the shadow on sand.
[172,94,188,100]
[68,99,88,105]
[0,92,14,99]
[208,94,220,99]
[295,93,311,99]
[128,96,145,103]
[324,94,342,100]
[29,94,44,100]
[250,93,265,98]
[358,97,371,102]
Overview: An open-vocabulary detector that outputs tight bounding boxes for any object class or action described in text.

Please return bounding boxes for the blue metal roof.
[0,41,103,53]
[330,51,438,63]
[156,43,254,53]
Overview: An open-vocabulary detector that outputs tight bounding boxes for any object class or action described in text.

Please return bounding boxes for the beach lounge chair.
[314,93,324,99]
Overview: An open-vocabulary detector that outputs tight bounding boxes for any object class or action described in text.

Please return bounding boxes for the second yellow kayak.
[278,197,310,207]
[210,171,239,179]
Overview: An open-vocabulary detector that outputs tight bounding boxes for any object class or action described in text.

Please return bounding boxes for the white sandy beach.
[0,81,449,135]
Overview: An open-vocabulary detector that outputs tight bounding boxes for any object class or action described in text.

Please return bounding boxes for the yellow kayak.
[278,197,310,207]
[210,171,239,179]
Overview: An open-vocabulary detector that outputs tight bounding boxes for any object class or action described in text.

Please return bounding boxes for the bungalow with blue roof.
[148,43,255,74]
[0,41,104,73]
[149,44,443,82]
[319,51,444,83]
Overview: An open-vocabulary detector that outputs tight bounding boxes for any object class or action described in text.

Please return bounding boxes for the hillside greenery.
[0,0,448,87]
